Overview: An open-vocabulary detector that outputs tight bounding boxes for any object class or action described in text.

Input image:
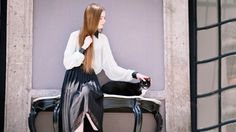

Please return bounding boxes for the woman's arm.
[63,31,85,70]
[101,34,151,82]
[101,35,135,81]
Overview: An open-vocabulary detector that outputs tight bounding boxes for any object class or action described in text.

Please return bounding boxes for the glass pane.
[222,22,236,54]
[197,95,219,129]
[221,0,236,21]
[222,88,236,122]
[197,28,218,61]
[222,55,236,87]
[197,0,218,28]
[222,123,236,132]
[197,61,218,94]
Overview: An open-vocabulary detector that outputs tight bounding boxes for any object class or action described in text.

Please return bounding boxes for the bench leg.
[133,101,142,132]
[28,108,37,132]
[154,111,163,132]
[53,103,60,132]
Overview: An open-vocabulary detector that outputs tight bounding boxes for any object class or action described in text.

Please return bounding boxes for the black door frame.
[189,0,197,131]
[0,0,7,131]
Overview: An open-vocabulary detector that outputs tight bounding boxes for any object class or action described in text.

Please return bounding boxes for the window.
[190,0,236,131]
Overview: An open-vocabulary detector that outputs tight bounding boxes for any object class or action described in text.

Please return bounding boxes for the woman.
[60,3,150,132]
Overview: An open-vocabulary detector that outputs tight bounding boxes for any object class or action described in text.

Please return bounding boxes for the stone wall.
[5,0,190,132]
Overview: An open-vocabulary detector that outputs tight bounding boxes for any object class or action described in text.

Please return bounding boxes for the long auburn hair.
[79,3,104,73]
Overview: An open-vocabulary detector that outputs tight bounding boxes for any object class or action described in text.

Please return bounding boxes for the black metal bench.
[28,94,163,132]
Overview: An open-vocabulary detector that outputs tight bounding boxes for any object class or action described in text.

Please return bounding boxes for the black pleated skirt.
[60,66,103,132]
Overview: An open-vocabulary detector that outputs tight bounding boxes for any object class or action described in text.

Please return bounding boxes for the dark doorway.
[0,0,7,131]
[190,0,236,131]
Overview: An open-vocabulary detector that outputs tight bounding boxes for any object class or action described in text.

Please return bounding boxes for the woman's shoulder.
[69,30,108,41]
[99,32,108,41]
[70,30,80,36]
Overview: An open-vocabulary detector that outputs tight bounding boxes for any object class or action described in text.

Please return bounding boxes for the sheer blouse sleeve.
[63,31,85,70]
[102,35,134,81]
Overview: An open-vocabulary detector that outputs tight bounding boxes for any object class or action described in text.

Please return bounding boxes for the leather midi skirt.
[60,66,103,132]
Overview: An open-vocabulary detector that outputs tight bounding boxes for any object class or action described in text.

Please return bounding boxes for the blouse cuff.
[132,71,138,79]
[78,48,86,54]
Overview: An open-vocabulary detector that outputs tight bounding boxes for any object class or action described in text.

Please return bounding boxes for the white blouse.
[63,30,134,81]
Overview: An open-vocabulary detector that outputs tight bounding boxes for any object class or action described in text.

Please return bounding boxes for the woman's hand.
[82,36,93,49]
[136,73,151,82]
